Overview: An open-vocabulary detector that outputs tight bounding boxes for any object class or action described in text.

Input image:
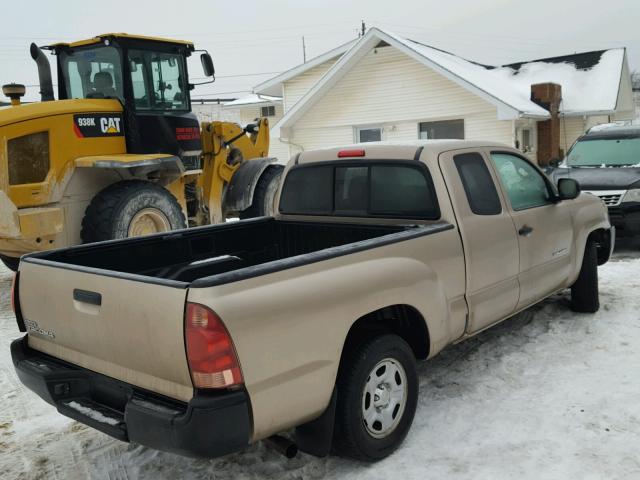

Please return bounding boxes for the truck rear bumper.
[11,336,251,458]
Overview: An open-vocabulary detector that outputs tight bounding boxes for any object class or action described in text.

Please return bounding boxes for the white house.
[190,95,289,162]
[191,99,240,123]
[254,28,635,165]
[222,94,289,161]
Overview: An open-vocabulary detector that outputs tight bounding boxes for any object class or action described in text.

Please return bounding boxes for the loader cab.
[47,34,212,168]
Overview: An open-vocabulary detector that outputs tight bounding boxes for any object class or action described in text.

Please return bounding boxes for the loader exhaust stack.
[30,43,54,102]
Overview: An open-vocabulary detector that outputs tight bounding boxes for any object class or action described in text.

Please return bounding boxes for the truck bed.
[23,218,439,287]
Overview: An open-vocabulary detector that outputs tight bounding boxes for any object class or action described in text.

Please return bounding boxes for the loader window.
[59,46,123,101]
[128,50,188,111]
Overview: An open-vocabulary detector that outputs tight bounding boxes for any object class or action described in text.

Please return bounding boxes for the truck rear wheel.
[571,239,599,313]
[81,180,186,243]
[239,165,284,219]
[333,334,418,461]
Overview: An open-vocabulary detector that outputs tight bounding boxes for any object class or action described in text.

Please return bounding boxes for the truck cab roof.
[295,140,513,164]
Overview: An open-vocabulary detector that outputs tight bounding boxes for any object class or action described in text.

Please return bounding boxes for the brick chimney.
[530,83,562,166]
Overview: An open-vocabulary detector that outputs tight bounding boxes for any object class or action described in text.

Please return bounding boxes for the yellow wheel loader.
[0,33,283,270]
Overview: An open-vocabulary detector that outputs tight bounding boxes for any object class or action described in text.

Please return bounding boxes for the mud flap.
[295,387,337,457]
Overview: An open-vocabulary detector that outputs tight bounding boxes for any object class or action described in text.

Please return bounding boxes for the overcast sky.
[1,0,638,102]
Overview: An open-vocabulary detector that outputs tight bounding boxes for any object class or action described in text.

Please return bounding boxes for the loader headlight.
[622,189,640,203]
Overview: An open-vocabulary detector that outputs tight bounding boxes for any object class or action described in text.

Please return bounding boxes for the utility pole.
[302,36,306,63]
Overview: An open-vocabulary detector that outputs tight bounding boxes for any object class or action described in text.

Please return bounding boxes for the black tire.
[0,254,20,271]
[571,239,599,313]
[81,180,186,243]
[333,334,418,461]
[239,165,284,219]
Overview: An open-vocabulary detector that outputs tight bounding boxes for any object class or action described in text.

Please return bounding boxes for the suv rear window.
[279,162,440,219]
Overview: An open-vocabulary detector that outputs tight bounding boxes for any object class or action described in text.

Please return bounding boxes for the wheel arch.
[74,154,184,186]
[340,304,430,364]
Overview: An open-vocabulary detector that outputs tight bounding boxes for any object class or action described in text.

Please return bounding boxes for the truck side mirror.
[201,53,215,78]
[558,178,580,200]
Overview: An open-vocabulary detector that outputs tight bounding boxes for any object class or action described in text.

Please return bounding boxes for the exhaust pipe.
[265,435,298,459]
[29,43,54,102]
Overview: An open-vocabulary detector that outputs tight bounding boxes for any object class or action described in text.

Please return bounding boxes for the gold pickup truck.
[10,141,613,461]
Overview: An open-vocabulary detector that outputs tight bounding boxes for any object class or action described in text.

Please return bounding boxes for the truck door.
[438,149,520,333]
[488,152,574,310]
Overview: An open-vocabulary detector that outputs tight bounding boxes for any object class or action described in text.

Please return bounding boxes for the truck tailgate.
[18,260,193,402]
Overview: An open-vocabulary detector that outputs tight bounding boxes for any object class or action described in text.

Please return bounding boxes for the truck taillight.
[185,302,243,389]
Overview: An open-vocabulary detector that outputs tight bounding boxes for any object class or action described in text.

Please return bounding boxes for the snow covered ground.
[2,242,640,480]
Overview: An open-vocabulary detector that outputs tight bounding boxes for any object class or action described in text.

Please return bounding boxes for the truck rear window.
[279,162,440,219]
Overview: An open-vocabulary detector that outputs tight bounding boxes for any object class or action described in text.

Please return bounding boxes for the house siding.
[286,47,514,153]
[238,103,284,126]
[282,59,339,112]
[560,117,587,152]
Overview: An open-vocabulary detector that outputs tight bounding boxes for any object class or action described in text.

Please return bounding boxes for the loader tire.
[81,180,186,243]
[239,165,284,219]
[571,239,599,313]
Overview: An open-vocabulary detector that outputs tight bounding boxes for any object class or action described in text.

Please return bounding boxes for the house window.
[522,129,532,151]
[260,105,276,117]
[356,126,383,143]
[419,119,464,139]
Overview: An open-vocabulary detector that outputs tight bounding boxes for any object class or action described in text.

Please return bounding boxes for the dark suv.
[549,124,640,237]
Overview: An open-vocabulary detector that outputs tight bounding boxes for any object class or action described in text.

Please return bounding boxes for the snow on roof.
[223,94,281,107]
[395,36,550,117]
[269,28,629,137]
[402,37,625,115]
[490,49,626,115]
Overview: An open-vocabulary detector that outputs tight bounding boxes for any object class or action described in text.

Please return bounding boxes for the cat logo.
[73,113,124,138]
[100,117,121,134]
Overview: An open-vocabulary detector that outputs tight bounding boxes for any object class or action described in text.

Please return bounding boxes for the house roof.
[488,48,626,116]
[253,39,357,97]
[270,28,629,137]
[223,94,281,108]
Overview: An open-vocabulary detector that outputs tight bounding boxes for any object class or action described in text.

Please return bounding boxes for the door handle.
[73,289,102,306]
[518,225,534,237]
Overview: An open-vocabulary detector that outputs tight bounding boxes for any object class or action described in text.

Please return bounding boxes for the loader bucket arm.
[199,118,270,223]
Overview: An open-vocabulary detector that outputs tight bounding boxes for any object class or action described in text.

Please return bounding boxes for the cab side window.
[128,50,188,111]
[454,153,501,215]
[491,153,551,210]
[59,46,123,101]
